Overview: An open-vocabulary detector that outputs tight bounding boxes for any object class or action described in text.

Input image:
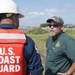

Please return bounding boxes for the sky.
[14,0,75,27]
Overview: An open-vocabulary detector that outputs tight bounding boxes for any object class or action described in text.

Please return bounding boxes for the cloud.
[21,5,75,26]
[45,9,59,16]
[23,8,59,19]
[20,8,59,26]
[40,0,62,1]
[29,11,45,17]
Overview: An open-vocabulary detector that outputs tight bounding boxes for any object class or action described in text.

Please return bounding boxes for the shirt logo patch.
[55,42,60,47]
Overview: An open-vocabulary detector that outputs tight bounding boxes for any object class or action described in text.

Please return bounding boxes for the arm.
[57,63,75,75]
[67,63,75,75]
[24,36,44,75]
[57,38,75,75]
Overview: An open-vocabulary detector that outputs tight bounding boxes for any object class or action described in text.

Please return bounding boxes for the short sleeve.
[64,38,75,62]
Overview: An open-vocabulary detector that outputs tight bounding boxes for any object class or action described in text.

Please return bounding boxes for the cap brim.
[18,12,25,18]
[46,19,55,23]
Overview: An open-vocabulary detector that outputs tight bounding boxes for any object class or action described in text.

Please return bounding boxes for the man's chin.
[50,33,56,36]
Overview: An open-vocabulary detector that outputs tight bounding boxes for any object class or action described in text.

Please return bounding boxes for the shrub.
[26,27,49,34]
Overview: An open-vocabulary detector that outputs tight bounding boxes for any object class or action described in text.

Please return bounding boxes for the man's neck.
[0,19,13,24]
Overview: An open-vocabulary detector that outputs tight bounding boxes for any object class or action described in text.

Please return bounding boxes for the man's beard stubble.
[50,30,56,36]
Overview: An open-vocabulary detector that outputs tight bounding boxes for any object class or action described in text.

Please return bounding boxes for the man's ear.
[61,25,64,31]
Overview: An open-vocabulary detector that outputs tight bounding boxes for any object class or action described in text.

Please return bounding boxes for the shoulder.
[26,35,34,43]
[62,32,74,41]
[25,35,35,48]
[25,35,35,54]
[61,32,75,45]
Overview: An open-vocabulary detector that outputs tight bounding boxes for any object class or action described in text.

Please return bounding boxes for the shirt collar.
[52,31,64,41]
[0,24,16,29]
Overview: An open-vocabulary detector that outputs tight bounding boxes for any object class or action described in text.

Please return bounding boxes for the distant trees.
[26,23,75,34]
[64,24,75,28]
[40,23,75,28]
[26,27,49,34]
[40,23,48,27]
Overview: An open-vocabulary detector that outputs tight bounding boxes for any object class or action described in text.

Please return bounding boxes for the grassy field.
[26,29,75,74]
[26,33,49,51]
[26,29,75,51]
[64,29,75,38]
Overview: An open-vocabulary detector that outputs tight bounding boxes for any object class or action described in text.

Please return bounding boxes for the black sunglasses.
[48,23,60,27]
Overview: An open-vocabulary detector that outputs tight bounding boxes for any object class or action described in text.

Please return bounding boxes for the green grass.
[26,29,75,75]
[26,29,75,51]
[64,29,75,38]
[26,33,50,51]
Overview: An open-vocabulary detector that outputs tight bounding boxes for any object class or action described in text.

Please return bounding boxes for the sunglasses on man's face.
[48,23,60,27]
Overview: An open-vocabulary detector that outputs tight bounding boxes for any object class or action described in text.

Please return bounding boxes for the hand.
[57,72,68,75]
